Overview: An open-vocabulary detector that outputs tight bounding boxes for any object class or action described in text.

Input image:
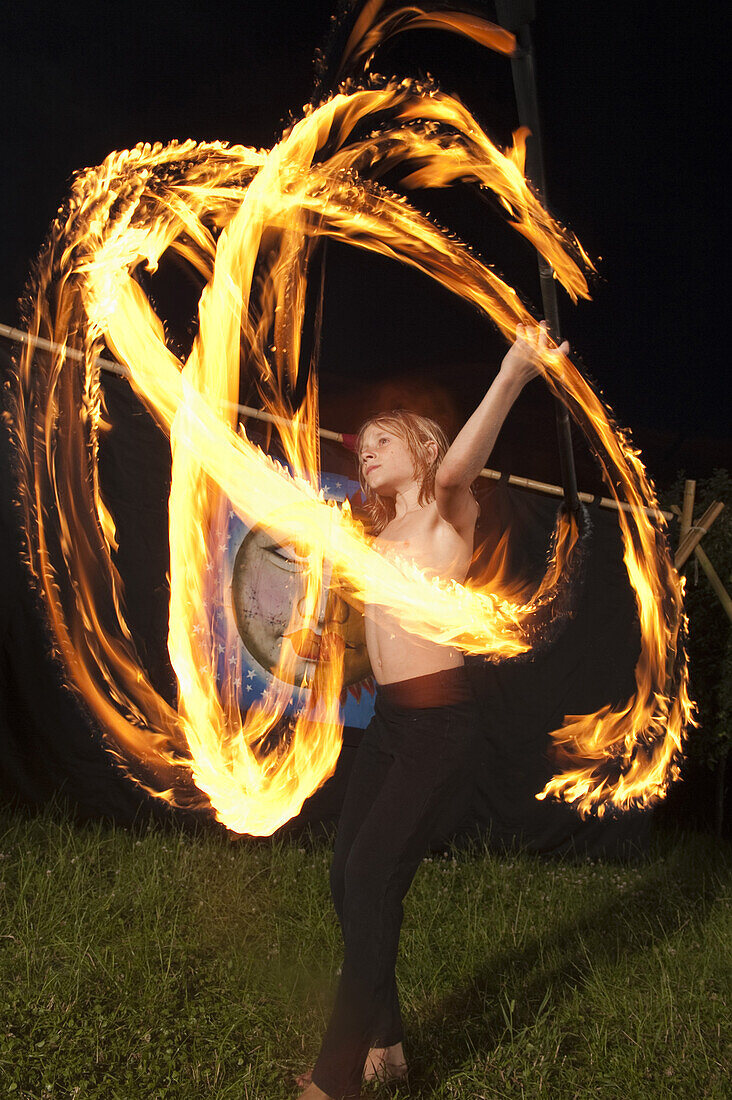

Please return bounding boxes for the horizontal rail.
[0,323,673,520]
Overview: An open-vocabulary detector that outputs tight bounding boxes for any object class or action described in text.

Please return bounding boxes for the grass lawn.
[0,805,729,1099]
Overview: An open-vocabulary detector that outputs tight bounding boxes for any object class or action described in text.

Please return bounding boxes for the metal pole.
[495,1,580,512]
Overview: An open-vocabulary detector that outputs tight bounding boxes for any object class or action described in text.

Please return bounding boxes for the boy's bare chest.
[374,512,470,579]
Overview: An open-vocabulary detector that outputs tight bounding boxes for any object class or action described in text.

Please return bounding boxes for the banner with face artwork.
[221,468,375,729]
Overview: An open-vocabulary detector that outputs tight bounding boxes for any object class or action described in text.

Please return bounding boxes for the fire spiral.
[5,8,693,835]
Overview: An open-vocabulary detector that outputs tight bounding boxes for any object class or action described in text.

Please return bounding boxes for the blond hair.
[355,409,450,535]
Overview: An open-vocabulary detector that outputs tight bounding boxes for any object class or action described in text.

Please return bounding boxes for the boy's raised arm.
[435,323,568,530]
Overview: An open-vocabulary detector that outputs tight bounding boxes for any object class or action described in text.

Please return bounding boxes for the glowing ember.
[6,8,693,834]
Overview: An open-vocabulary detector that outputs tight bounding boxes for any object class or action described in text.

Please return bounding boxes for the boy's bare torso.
[364,499,477,684]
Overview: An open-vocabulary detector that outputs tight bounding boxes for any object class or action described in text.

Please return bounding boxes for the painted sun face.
[358,425,417,496]
[230,526,371,687]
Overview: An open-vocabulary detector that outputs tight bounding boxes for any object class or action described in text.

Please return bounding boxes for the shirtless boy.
[297,323,567,1100]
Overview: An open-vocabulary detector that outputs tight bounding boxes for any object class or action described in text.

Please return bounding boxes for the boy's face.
[359,423,418,497]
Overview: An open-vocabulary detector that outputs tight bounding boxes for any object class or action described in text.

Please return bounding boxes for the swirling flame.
[5,10,694,834]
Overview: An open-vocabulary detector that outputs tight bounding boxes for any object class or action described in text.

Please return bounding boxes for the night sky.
[2,1,727,488]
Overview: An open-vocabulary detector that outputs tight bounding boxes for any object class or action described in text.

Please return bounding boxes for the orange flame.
[6,11,693,834]
[336,0,517,81]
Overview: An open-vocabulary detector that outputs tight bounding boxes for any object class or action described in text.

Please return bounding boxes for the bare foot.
[294,1042,407,1094]
[364,1042,408,1083]
[297,1081,333,1099]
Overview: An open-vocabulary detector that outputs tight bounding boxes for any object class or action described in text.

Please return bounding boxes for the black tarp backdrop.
[0,342,654,855]
[2,0,729,457]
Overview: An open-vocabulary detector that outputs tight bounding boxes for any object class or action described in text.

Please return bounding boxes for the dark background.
[1,0,728,489]
[0,1,727,838]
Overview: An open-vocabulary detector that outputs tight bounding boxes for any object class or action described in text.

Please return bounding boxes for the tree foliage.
[662,469,732,771]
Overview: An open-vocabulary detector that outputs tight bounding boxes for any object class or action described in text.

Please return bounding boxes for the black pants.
[311,671,481,1099]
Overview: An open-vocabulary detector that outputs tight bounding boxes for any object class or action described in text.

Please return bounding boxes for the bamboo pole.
[680,479,696,541]
[0,323,345,441]
[0,322,672,520]
[672,503,732,622]
[674,502,725,569]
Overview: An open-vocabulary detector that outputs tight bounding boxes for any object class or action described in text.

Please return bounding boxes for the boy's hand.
[499,321,569,389]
